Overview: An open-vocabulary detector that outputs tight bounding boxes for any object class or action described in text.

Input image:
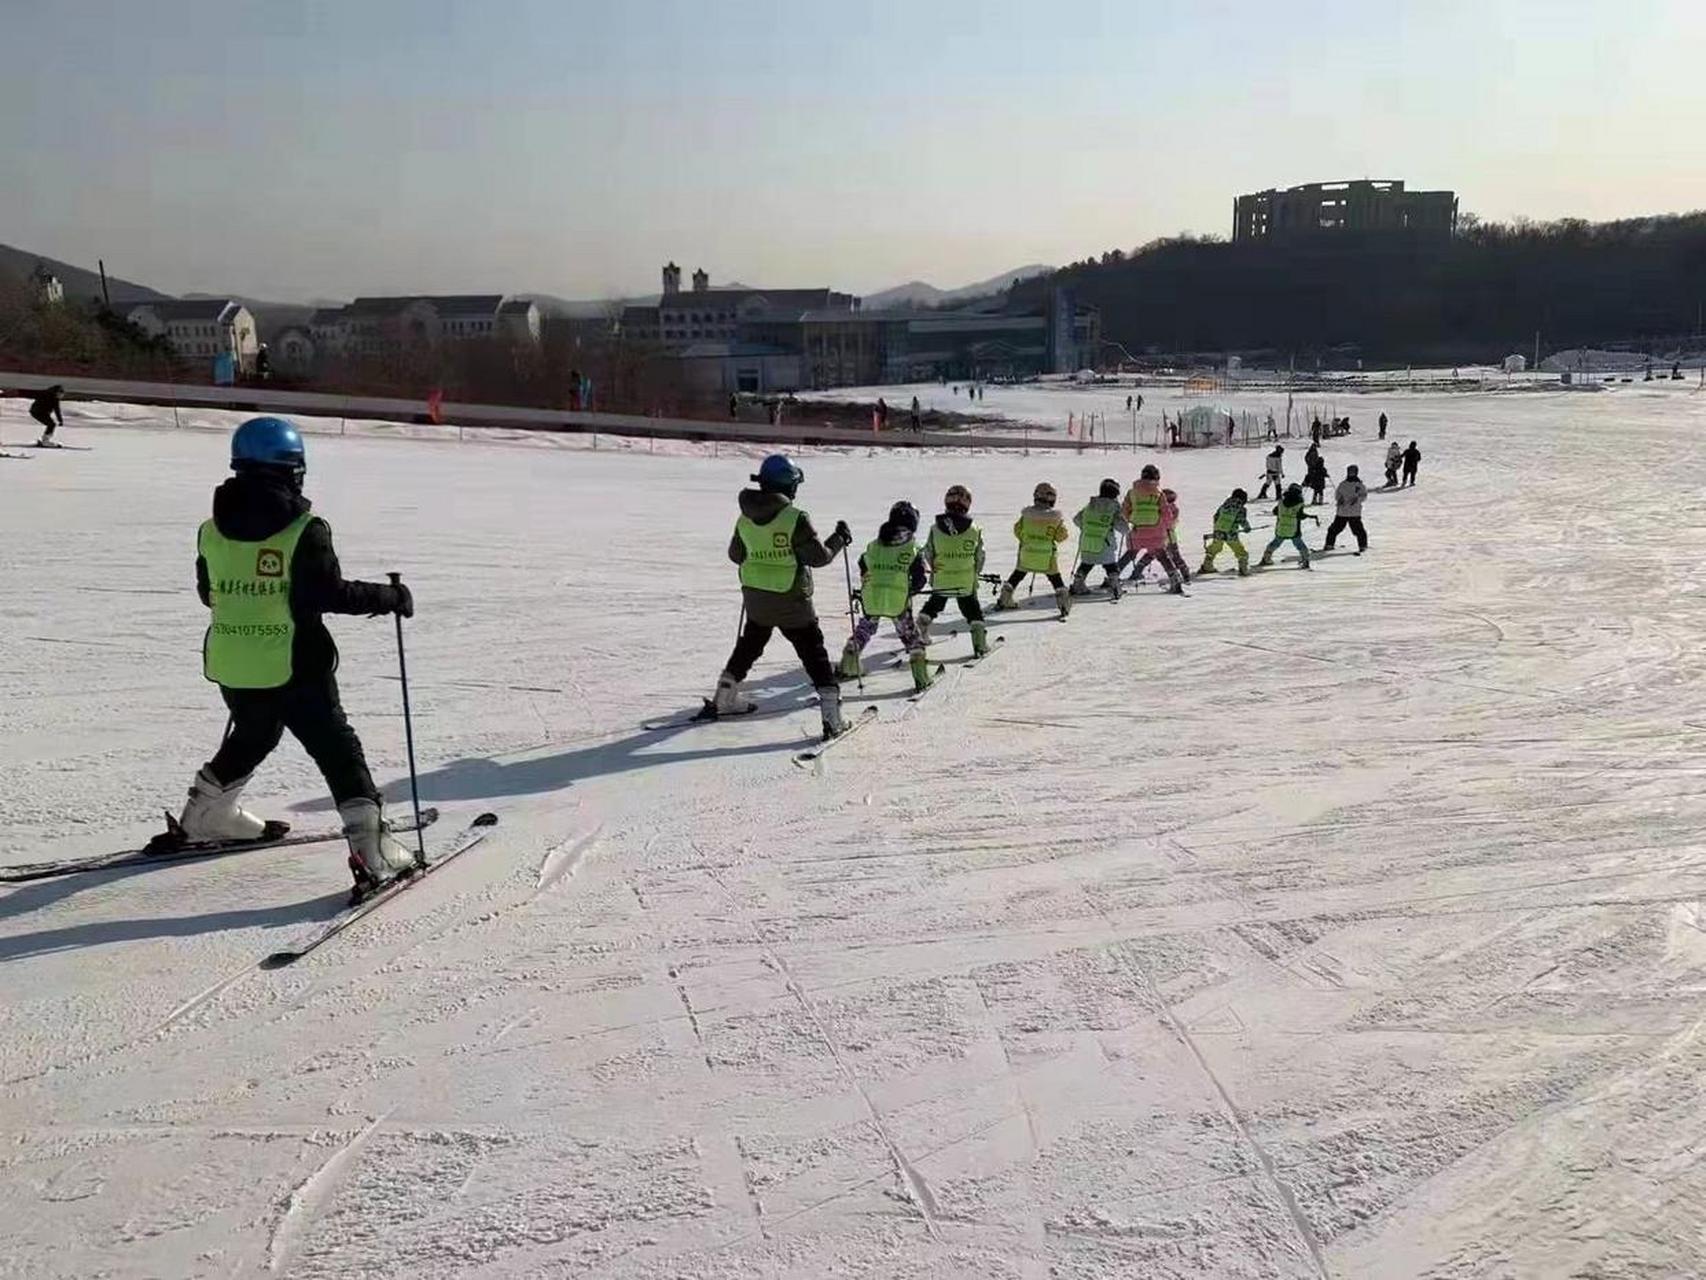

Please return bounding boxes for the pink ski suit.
[1123,478,1176,553]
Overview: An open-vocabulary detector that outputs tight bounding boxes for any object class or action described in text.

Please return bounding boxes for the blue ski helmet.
[231,416,305,472]
[752,453,803,496]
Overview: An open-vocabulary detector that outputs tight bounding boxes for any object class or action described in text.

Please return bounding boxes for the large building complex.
[1233,180,1458,244]
[625,263,1096,393]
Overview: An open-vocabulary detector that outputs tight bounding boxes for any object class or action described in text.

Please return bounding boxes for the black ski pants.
[724,619,837,689]
[1004,569,1066,592]
[208,672,379,806]
[1401,464,1418,487]
[30,405,57,439]
[919,591,984,623]
[1323,515,1368,551]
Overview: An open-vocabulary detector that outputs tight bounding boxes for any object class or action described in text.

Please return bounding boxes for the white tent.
[1503,353,1527,373]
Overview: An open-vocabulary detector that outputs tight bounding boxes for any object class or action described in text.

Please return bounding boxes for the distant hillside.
[864,264,1053,311]
[0,243,170,304]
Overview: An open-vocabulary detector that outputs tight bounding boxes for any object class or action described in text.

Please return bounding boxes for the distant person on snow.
[713,454,852,740]
[1257,483,1318,570]
[1265,412,1278,441]
[916,484,989,659]
[839,501,934,693]
[910,396,921,432]
[1257,444,1285,499]
[162,417,418,896]
[1378,411,1388,441]
[1305,449,1330,506]
[1311,417,1322,445]
[1383,441,1403,487]
[994,482,1071,618]
[30,384,64,445]
[1198,488,1253,577]
[1322,465,1369,554]
[1401,440,1422,487]
[1069,478,1129,598]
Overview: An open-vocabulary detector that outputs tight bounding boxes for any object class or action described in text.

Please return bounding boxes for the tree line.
[1013,211,1706,365]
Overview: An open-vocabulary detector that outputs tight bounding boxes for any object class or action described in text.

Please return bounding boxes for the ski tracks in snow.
[266,1108,395,1275]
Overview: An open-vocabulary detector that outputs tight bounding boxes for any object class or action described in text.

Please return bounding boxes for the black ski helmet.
[888,500,919,533]
[1098,477,1120,499]
[1033,481,1057,506]
[1284,482,1304,501]
[1140,463,1160,481]
[944,484,972,513]
[1231,487,1248,503]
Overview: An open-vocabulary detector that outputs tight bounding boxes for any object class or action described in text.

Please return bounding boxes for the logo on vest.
[771,532,790,550]
[256,548,286,578]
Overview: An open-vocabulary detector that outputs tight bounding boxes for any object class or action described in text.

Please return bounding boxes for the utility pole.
[1533,329,1539,371]
[98,259,111,310]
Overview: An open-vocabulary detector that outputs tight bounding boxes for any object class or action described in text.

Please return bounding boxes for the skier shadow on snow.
[292,714,811,811]
[0,880,348,962]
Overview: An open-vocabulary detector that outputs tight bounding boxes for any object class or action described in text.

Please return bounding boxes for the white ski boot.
[818,684,847,739]
[177,766,268,842]
[711,670,755,716]
[1054,587,1072,619]
[339,798,417,895]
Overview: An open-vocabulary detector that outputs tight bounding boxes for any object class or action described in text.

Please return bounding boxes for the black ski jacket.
[195,471,405,681]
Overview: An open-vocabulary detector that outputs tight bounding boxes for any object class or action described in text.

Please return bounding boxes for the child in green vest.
[994,482,1071,618]
[1257,483,1317,570]
[1069,478,1129,598]
[1199,487,1252,576]
[917,484,990,657]
[839,501,933,690]
[1128,486,1190,586]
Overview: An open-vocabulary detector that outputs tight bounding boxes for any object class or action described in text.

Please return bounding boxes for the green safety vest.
[200,513,312,689]
[1078,503,1116,557]
[1127,490,1162,528]
[1016,512,1062,573]
[1275,502,1303,538]
[928,524,981,595]
[735,506,802,593]
[1213,502,1245,536]
[861,539,916,618]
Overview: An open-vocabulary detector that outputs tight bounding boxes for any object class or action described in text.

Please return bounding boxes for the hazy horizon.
[6,0,1702,304]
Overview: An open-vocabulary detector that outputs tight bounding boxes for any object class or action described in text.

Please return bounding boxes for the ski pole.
[841,546,864,693]
[388,572,427,867]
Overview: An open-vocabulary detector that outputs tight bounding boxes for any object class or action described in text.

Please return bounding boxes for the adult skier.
[1304,448,1329,506]
[1257,483,1317,570]
[1257,444,1285,499]
[166,417,419,893]
[994,482,1071,617]
[30,384,65,445]
[1199,488,1253,576]
[1401,440,1422,487]
[1069,478,1128,597]
[712,454,852,737]
[1322,464,1369,553]
[1378,411,1388,441]
[839,501,933,692]
[917,484,989,658]
[1383,440,1403,487]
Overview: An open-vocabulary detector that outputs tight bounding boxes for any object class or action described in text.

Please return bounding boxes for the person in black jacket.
[1401,440,1421,487]
[171,417,417,892]
[30,384,64,444]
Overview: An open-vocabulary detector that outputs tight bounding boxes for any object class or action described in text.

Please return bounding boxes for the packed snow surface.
[3,383,1706,1277]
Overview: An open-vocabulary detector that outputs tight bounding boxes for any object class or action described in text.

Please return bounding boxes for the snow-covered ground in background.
[3,381,1706,1277]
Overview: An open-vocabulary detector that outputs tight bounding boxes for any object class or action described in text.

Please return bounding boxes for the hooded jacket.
[726,487,843,628]
[1123,479,1174,552]
[194,471,405,682]
[1073,496,1129,565]
[1334,476,1368,517]
[923,511,985,587]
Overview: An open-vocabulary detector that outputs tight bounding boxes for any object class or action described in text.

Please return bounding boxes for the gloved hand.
[828,519,852,551]
[390,582,415,618]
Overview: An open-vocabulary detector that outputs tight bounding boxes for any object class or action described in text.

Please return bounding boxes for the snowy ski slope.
[2,383,1704,1277]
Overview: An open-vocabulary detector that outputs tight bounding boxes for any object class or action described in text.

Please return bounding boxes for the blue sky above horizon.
[4,0,1702,302]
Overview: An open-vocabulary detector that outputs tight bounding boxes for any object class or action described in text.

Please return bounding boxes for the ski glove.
[827,520,852,552]
[385,583,415,619]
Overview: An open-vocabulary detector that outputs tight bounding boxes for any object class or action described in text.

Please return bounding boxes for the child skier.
[1257,444,1285,499]
[1383,440,1403,488]
[839,501,933,692]
[917,484,989,658]
[994,482,1071,618]
[1121,465,1184,594]
[1257,483,1318,570]
[1305,449,1329,506]
[1322,465,1369,553]
[713,454,853,738]
[1069,478,1129,597]
[30,384,65,445]
[1128,487,1191,586]
[1199,488,1253,576]
[161,417,419,895]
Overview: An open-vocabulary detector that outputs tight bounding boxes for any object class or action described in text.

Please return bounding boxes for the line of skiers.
[712,452,1399,741]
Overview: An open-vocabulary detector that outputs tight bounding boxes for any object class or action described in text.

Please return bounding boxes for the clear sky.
[4,0,1701,303]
